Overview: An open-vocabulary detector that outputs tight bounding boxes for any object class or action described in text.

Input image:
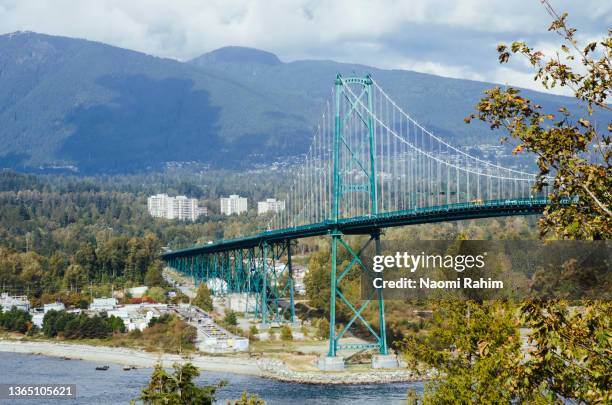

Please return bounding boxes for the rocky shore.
[257,358,431,385]
[0,339,431,385]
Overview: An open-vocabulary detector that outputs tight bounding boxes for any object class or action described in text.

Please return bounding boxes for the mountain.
[0,31,600,174]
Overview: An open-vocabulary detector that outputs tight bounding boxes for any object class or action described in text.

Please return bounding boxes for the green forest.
[0,169,286,298]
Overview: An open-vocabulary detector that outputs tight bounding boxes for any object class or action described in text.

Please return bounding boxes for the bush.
[280,325,293,341]
[316,318,329,340]
[129,329,143,338]
[248,325,259,342]
[146,287,166,303]
[142,316,196,353]
[169,291,190,305]
[224,310,238,328]
[148,313,172,328]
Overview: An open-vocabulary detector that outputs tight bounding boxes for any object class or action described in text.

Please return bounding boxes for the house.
[89,297,118,311]
[0,293,30,312]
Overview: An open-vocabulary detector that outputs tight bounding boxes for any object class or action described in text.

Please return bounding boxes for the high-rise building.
[147,193,169,218]
[220,195,248,215]
[147,194,206,221]
[257,198,285,215]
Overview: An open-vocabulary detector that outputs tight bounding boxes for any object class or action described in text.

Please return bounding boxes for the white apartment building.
[147,194,206,221]
[220,195,248,215]
[147,194,169,218]
[257,198,285,215]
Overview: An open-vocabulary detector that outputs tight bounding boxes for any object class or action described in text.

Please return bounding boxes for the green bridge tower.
[326,74,388,361]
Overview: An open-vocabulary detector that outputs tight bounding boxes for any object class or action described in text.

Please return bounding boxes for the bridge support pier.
[371,353,399,369]
[318,355,345,371]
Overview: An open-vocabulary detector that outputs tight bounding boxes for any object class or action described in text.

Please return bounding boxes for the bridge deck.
[161,197,547,259]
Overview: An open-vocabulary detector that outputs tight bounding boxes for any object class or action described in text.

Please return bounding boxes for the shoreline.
[0,339,424,385]
[0,340,261,376]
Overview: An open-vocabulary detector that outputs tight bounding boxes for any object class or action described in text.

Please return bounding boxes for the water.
[0,352,423,404]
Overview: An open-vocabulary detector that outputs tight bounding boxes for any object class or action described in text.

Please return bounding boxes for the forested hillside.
[0,32,598,174]
[0,170,277,297]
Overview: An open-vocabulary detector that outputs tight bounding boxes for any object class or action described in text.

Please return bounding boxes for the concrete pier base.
[371,354,400,369]
[317,356,345,371]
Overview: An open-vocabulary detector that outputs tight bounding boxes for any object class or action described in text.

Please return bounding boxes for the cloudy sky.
[1,0,610,93]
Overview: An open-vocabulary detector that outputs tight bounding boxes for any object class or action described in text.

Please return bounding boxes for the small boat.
[95,365,109,371]
[123,366,132,371]
[63,357,71,360]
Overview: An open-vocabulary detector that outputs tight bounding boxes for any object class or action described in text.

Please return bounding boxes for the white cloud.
[0,0,609,92]
[398,60,485,81]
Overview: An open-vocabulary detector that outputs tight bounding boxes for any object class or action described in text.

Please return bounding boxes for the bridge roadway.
[161,197,548,259]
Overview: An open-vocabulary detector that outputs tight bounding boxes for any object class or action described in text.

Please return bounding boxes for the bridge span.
[162,74,550,361]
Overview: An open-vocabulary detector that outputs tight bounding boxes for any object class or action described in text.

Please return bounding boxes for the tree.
[75,242,97,280]
[515,300,611,404]
[0,306,32,333]
[144,260,165,287]
[465,1,611,239]
[19,255,44,293]
[108,315,127,334]
[139,362,226,405]
[232,392,266,405]
[42,310,124,339]
[42,309,70,337]
[304,251,331,313]
[399,300,521,404]
[193,283,213,312]
[63,264,87,291]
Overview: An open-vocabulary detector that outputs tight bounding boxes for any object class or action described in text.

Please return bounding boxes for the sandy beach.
[0,340,261,376]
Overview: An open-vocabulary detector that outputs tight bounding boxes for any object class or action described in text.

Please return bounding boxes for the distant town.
[1,290,249,353]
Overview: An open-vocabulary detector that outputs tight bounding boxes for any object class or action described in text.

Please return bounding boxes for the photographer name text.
[372,252,503,290]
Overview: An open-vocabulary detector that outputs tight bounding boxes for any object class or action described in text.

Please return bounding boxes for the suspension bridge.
[161,74,549,364]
